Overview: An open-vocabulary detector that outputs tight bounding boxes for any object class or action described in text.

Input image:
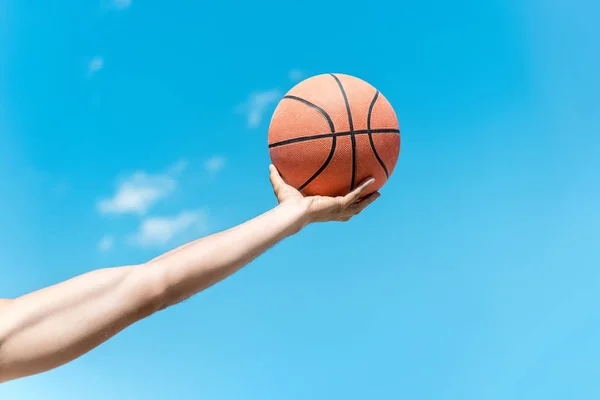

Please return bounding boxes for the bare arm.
[0,204,304,382]
[0,166,378,383]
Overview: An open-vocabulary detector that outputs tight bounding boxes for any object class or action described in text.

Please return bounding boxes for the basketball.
[268,73,401,197]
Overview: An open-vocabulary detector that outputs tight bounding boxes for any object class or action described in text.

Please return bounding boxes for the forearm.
[0,203,308,382]
[147,202,308,307]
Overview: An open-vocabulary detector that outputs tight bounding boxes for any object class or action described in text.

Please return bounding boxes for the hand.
[269,164,380,225]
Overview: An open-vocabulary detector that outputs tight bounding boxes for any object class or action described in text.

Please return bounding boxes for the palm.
[268,164,380,223]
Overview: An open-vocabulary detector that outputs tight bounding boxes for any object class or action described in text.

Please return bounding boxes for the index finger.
[347,191,380,215]
[341,178,375,208]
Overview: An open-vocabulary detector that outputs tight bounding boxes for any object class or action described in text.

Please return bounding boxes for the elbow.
[124,264,170,319]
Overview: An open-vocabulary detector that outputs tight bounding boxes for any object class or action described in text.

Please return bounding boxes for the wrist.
[276,200,312,235]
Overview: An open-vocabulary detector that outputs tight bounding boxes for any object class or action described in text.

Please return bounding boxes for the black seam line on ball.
[280,95,337,191]
[367,90,389,178]
[282,96,335,133]
[298,136,337,191]
[330,74,357,191]
[268,129,399,148]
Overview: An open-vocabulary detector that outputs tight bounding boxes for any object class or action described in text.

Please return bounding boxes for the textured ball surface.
[268,73,400,197]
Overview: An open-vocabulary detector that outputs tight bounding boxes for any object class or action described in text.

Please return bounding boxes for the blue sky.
[1,0,599,398]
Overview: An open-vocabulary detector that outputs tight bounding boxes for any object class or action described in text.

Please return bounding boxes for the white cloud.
[113,0,132,9]
[129,210,208,247]
[98,235,115,252]
[88,56,104,76]
[236,89,280,128]
[288,69,304,82]
[97,161,187,216]
[98,171,175,215]
[204,156,226,174]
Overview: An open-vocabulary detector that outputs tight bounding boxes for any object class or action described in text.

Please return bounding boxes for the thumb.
[269,164,285,192]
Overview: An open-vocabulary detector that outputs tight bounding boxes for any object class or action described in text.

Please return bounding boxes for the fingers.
[331,192,380,222]
[347,191,380,214]
[341,178,375,208]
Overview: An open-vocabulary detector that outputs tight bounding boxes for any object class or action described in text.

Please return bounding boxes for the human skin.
[0,165,379,383]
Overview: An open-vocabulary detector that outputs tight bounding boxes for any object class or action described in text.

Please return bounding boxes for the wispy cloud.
[88,56,104,76]
[98,235,115,252]
[204,155,226,174]
[236,89,280,128]
[113,0,132,10]
[167,159,189,175]
[97,161,187,216]
[288,69,304,82]
[129,210,208,247]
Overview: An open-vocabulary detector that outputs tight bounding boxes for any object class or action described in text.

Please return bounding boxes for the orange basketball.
[268,73,401,197]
